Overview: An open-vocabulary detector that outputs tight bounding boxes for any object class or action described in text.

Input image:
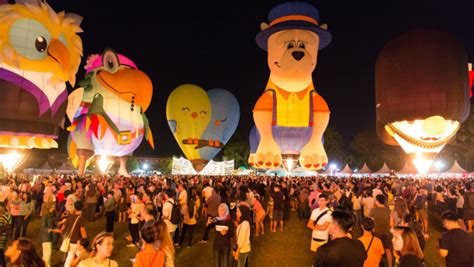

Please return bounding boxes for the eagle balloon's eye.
[102,50,120,73]
[35,36,47,52]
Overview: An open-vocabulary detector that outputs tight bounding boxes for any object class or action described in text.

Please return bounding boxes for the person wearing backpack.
[162,189,179,245]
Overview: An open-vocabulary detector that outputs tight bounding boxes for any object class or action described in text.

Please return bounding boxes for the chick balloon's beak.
[97,68,153,111]
[47,39,70,80]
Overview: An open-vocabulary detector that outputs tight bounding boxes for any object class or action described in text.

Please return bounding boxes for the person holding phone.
[213,203,233,267]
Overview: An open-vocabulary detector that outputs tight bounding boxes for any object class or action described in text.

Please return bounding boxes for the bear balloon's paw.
[299,144,328,170]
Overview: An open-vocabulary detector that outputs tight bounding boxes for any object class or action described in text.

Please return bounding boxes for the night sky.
[47,0,474,157]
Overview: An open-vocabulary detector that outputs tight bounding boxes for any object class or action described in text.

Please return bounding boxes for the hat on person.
[256,2,332,51]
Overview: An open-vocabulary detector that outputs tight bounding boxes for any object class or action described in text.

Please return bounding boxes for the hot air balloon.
[375,29,471,174]
[248,2,331,171]
[0,1,83,172]
[166,84,239,171]
[67,49,154,176]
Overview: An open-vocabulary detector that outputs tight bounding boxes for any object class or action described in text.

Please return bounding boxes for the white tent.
[397,163,417,175]
[171,157,234,175]
[339,164,353,174]
[374,163,391,174]
[357,163,372,174]
[445,161,468,174]
[55,162,75,174]
[36,161,54,174]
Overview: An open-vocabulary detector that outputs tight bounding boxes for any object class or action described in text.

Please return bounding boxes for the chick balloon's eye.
[182,107,190,112]
[102,50,120,73]
[200,111,207,115]
[35,36,47,52]
[298,42,306,49]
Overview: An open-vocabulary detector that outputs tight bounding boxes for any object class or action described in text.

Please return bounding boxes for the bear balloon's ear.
[319,24,328,30]
[260,22,270,31]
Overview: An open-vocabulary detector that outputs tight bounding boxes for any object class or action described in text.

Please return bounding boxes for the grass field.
[23,210,463,267]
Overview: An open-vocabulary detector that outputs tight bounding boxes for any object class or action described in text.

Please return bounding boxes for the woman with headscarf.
[213,203,234,267]
[233,204,251,267]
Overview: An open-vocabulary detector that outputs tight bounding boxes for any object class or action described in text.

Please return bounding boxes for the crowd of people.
[0,173,472,266]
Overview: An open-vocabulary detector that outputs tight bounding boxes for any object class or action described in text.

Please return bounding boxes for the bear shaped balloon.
[248,2,331,171]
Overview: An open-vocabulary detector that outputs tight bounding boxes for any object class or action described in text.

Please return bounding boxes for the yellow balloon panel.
[166,84,211,160]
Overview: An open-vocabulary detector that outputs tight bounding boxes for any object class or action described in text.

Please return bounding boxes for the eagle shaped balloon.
[67,49,153,176]
[376,30,471,174]
[166,84,239,172]
[0,1,82,155]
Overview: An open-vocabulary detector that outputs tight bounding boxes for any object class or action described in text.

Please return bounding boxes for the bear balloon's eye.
[286,42,295,49]
[35,36,47,52]
[298,42,306,49]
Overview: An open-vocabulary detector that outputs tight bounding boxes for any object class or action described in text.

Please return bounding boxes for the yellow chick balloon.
[166,84,211,170]
[0,0,82,152]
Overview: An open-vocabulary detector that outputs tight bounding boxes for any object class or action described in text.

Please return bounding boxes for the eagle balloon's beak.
[97,68,153,111]
[47,39,70,78]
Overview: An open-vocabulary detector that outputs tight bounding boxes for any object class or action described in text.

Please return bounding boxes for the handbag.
[60,215,81,253]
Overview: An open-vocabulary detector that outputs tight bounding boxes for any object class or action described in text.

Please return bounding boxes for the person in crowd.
[118,189,129,223]
[439,210,474,267]
[297,187,309,221]
[307,192,332,253]
[162,189,179,245]
[412,188,429,234]
[271,185,284,233]
[104,191,116,234]
[400,214,426,250]
[463,183,474,232]
[358,217,384,267]
[134,223,165,267]
[391,226,424,267]
[78,232,118,267]
[84,183,99,222]
[71,238,90,267]
[233,204,251,267]
[153,220,175,267]
[127,194,143,247]
[361,188,375,218]
[51,201,87,267]
[0,202,12,267]
[179,191,198,248]
[314,209,367,266]
[39,202,55,267]
[5,237,45,267]
[370,194,393,267]
[20,192,34,237]
[252,194,265,236]
[391,197,409,227]
[200,188,221,243]
[213,203,233,267]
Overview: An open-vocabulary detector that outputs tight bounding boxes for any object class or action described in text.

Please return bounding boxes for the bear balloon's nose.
[291,51,305,61]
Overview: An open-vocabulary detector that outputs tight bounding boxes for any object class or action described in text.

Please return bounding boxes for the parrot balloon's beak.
[97,68,153,111]
[47,39,70,79]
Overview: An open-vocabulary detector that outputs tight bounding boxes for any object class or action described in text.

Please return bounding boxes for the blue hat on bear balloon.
[256,2,332,51]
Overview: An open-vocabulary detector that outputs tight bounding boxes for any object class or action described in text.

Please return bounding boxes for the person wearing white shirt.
[307,192,332,252]
[162,189,178,244]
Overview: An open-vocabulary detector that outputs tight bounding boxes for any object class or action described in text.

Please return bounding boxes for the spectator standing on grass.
[51,201,87,267]
[0,202,12,267]
[313,209,367,267]
[391,226,424,267]
[439,210,474,267]
[78,232,118,267]
[370,194,393,267]
[39,202,55,267]
[5,237,45,267]
[358,217,384,267]
[307,193,332,253]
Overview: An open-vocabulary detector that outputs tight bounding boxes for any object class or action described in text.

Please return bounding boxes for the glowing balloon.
[0,1,82,150]
[166,84,239,171]
[376,29,470,174]
[67,49,154,176]
[249,2,331,170]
